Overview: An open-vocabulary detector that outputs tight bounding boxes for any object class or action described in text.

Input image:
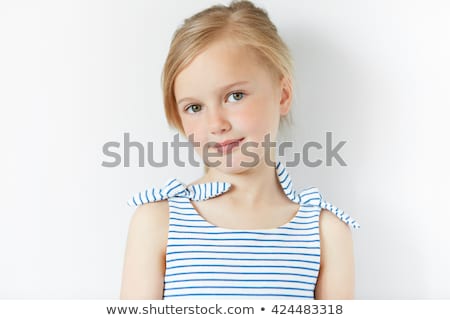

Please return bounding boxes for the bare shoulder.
[120,201,169,300]
[319,208,353,239]
[125,201,170,249]
[129,201,170,233]
[315,209,355,299]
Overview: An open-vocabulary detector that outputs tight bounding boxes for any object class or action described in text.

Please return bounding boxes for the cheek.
[234,116,259,134]
[234,101,279,136]
[180,118,208,148]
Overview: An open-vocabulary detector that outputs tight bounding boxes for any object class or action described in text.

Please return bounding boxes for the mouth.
[213,137,245,154]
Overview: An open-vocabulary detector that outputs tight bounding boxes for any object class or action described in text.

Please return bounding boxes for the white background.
[0,0,449,299]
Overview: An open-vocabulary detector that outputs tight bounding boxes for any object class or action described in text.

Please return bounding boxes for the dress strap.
[299,187,361,230]
[127,161,360,230]
[127,178,231,207]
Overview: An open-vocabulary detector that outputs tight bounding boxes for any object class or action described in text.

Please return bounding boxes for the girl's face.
[174,37,291,174]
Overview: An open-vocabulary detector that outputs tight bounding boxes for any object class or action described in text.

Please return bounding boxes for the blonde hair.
[161,0,294,135]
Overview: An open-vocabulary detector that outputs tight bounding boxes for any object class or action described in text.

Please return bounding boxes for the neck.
[204,159,282,207]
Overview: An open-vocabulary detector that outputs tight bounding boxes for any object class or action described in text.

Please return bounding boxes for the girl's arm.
[315,209,355,299]
[120,201,169,299]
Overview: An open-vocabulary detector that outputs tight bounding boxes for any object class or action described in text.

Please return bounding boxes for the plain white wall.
[0,0,449,299]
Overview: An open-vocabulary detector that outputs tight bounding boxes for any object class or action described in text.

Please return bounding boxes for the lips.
[214,138,244,148]
[213,137,244,154]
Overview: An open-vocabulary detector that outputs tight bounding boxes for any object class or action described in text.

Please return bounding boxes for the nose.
[208,108,231,136]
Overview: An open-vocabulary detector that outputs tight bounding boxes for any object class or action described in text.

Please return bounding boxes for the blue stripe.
[170,210,196,216]
[169,198,189,204]
[202,183,206,198]
[166,182,182,195]
[152,188,156,201]
[172,205,197,213]
[301,190,318,197]
[167,178,177,185]
[289,221,318,227]
[284,179,292,191]
[166,257,320,265]
[165,286,313,292]
[296,214,320,219]
[297,207,321,213]
[298,206,321,211]
[170,209,196,215]
[164,271,318,279]
[169,205,193,210]
[169,211,196,217]
[169,237,320,243]
[145,189,150,202]
[167,244,320,249]
[298,210,320,216]
[169,217,205,223]
[169,224,216,228]
[303,197,320,204]
[166,250,320,257]
[279,227,319,233]
[166,278,316,286]
[165,264,319,272]
[286,189,294,198]
[165,293,313,298]
[168,230,318,237]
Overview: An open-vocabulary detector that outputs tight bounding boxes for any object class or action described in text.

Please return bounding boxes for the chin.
[207,153,263,175]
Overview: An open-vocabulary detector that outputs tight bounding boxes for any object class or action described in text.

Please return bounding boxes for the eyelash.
[184,91,246,113]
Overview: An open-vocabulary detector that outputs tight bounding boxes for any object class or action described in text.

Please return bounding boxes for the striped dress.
[128,161,360,299]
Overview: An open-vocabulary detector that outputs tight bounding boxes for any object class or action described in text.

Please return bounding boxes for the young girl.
[120,0,359,300]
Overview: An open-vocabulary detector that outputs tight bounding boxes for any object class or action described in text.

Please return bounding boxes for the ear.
[279,76,293,116]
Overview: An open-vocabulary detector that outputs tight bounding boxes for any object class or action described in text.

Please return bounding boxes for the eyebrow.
[176,81,250,106]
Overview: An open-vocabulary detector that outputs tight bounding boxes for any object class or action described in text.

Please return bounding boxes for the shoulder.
[125,200,170,256]
[319,209,352,237]
[315,209,355,299]
[128,201,170,238]
[298,186,360,230]
[120,201,169,299]
[319,208,354,263]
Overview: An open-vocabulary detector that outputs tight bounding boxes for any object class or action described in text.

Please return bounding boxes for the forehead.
[174,39,272,98]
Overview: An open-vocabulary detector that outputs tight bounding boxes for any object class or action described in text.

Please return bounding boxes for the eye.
[185,104,202,113]
[227,92,245,103]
